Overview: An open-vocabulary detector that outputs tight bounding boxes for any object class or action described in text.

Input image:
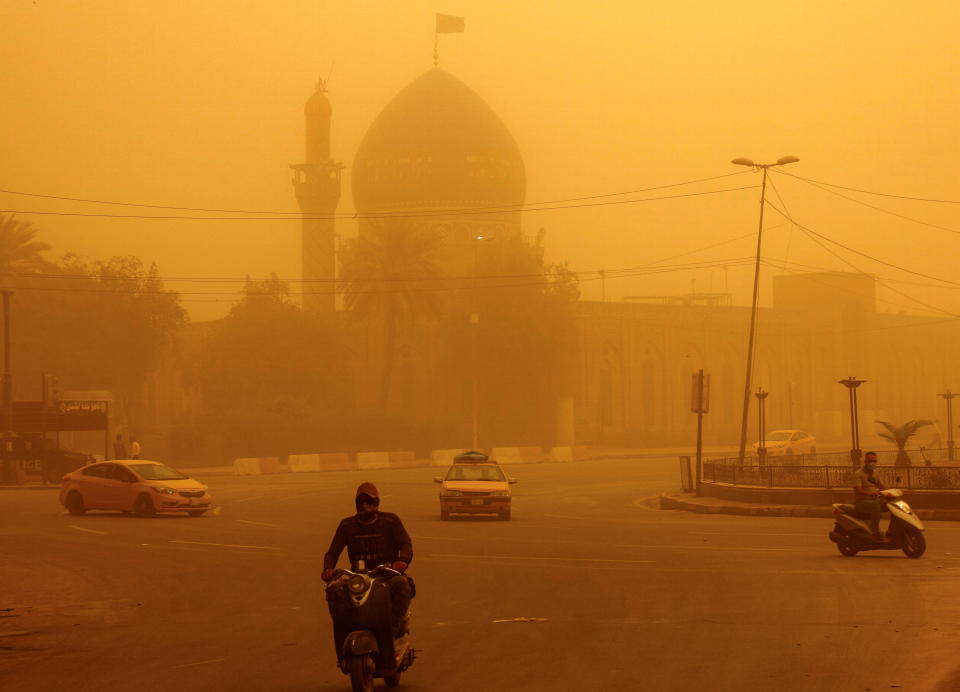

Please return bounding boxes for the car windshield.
[767,431,792,442]
[129,463,188,481]
[446,464,506,482]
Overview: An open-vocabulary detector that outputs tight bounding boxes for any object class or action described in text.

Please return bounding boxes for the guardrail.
[707,447,954,467]
[703,461,960,490]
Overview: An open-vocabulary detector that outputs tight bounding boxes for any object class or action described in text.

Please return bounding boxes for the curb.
[659,494,960,521]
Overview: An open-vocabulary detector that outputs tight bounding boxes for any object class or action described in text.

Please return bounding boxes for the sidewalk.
[660,492,960,522]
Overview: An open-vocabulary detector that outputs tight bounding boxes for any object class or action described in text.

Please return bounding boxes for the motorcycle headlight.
[347,575,368,594]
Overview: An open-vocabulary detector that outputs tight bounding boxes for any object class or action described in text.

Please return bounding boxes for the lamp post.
[470,235,493,451]
[839,377,867,467]
[732,156,800,465]
[756,387,768,467]
[938,389,956,462]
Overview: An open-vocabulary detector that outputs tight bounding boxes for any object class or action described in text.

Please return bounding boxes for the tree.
[0,214,53,276]
[875,419,933,467]
[340,220,444,408]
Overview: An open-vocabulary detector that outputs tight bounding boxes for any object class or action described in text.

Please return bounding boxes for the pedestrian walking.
[113,433,127,460]
[129,437,141,460]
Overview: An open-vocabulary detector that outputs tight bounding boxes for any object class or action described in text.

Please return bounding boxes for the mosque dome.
[352,68,526,213]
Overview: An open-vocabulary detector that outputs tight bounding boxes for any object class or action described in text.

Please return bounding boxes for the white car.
[753,429,816,457]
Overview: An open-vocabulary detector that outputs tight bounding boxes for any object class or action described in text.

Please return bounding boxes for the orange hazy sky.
[1,1,957,321]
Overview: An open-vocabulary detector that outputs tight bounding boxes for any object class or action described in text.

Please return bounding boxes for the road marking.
[690,531,821,537]
[426,553,655,564]
[169,540,279,551]
[170,658,227,670]
[237,519,280,528]
[616,543,796,552]
[68,525,108,535]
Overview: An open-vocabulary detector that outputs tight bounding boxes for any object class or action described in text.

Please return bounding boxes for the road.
[2,457,959,692]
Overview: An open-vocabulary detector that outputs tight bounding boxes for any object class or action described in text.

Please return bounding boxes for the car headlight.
[152,486,177,495]
[443,489,461,497]
[490,490,508,497]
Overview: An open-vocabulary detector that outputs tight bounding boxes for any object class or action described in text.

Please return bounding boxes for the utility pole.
[1,291,13,483]
[731,155,799,465]
[939,389,956,462]
[756,387,768,467]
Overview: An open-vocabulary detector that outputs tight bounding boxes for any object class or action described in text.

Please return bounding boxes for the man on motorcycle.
[321,482,414,634]
[853,452,886,539]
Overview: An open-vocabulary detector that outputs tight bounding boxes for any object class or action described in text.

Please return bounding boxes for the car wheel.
[440,508,450,521]
[65,491,85,516]
[186,509,206,517]
[134,493,156,517]
[499,508,511,521]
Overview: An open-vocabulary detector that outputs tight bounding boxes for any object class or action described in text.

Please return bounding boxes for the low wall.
[701,481,960,510]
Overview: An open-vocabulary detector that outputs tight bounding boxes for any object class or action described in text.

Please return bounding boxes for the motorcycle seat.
[833,503,873,520]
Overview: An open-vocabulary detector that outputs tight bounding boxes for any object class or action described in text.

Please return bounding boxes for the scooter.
[325,563,415,692]
[829,489,926,558]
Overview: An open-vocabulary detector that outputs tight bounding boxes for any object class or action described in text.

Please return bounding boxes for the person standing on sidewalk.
[129,437,141,460]
[112,434,127,460]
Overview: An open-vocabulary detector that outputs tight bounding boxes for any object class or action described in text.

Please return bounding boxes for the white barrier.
[491,447,523,464]
[430,449,470,466]
[356,452,390,470]
[288,454,321,473]
[234,457,263,475]
[550,446,574,462]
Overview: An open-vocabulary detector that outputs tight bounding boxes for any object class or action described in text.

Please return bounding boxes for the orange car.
[434,451,516,521]
[60,460,212,517]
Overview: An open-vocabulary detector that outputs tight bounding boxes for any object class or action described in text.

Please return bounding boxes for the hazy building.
[291,80,343,312]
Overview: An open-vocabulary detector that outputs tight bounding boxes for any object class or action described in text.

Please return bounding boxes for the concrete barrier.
[288,454,321,473]
[318,453,355,471]
[430,449,471,466]
[357,452,390,470]
[518,446,545,463]
[550,446,574,462]
[234,457,281,475]
[388,451,419,469]
[492,447,523,464]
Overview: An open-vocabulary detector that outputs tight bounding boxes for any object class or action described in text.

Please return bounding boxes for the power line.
[772,169,960,235]
[774,170,960,204]
[0,171,749,215]
[0,184,759,221]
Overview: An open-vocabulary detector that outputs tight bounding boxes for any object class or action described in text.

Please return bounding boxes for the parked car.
[753,429,817,457]
[434,451,516,521]
[60,460,211,517]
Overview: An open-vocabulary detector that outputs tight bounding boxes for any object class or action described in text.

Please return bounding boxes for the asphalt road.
[2,457,960,692]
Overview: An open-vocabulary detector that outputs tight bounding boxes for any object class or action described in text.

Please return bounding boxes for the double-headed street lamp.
[732,156,800,464]
[755,387,769,466]
[839,376,867,467]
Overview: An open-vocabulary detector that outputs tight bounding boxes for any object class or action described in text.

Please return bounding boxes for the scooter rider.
[853,452,886,539]
[321,482,414,634]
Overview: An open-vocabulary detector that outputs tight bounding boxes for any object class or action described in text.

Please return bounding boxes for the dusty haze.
[1,1,958,322]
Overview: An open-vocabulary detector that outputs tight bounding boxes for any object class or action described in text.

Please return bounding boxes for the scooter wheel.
[836,541,858,557]
[347,654,374,692]
[901,527,926,559]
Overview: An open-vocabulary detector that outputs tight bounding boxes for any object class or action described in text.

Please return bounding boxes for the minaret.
[291,79,342,312]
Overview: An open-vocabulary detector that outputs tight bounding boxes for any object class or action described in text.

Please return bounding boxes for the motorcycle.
[829,488,926,558]
[324,563,415,692]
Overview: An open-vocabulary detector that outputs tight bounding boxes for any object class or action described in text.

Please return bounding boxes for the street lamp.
[732,155,800,465]
[756,387,769,466]
[938,389,956,462]
[470,235,494,451]
[839,376,867,467]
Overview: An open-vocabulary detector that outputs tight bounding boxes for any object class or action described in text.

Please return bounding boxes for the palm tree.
[875,419,933,467]
[0,214,53,276]
[340,219,444,408]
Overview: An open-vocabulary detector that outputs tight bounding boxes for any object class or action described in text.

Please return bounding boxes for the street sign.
[691,372,711,413]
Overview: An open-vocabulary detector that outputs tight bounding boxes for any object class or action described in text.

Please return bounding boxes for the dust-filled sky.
[1,1,958,322]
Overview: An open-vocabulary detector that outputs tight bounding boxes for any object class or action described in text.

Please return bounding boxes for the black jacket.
[323,511,413,571]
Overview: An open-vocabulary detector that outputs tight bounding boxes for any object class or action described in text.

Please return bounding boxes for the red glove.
[391,561,408,574]
[321,569,336,582]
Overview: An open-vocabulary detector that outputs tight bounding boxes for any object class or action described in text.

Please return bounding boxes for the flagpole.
[433,32,439,67]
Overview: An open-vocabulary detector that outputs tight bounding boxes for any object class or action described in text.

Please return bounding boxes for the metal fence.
[702,460,960,490]
[707,447,956,468]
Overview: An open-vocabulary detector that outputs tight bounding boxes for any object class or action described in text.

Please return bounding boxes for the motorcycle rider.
[853,451,887,540]
[321,482,414,635]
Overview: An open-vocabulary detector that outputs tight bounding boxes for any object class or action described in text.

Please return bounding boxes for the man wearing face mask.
[321,482,414,634]
[853,452,887,539]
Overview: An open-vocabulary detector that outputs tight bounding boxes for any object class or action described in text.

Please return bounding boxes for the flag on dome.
[436,13,465,33]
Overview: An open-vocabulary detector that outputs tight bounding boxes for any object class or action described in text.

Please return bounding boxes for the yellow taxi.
[434,451,516,521]
[60,460,212,517]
